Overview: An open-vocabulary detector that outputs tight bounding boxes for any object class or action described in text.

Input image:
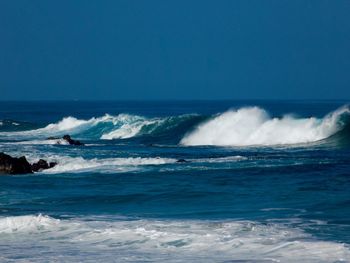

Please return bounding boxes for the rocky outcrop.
[31,159,57,172]
[47,135,84,146]
[176,159,190,163]
[0,153,57,175]
[0,152,33,174]
[62,135,84,146]
[47,136,60,140]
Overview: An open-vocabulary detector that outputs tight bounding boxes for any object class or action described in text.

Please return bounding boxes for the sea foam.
[0,215,349,262]
[42,156,178,173]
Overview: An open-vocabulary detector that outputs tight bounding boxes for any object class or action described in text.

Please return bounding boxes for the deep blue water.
[0,101,350,262]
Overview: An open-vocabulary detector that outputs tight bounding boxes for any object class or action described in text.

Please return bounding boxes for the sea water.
[0,100,350,262]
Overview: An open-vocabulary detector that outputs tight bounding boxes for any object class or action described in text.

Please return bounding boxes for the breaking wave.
[0,114,203,143]
[181,106,350,147]
[0,214,349,262]
[1,106,349,147]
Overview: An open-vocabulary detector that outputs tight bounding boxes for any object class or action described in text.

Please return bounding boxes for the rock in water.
[0,152,33,174]
[46,135,84,145]
[176,159,189,163]
[46,136,60,140]
[62,135,84,146]
[31,159,48,172]
[31,159,58,172]
[49,162,57,168]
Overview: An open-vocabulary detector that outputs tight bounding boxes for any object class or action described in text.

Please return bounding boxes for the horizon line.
[1,99,350,102]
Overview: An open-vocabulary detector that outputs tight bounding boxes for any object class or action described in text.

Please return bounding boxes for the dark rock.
[176,158,189,163]
[31,159,49,172]
[49,162,57,168]
[0,152,33,175]
[46,136,60,140]
[46,135,84,146]
[62,135,84,146]
[31,159,58,172]
[0,153,57,174]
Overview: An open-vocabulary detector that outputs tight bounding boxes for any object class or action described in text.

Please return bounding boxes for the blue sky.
[0,0,349,100]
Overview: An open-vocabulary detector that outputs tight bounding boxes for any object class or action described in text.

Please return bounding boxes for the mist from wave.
[181,106,350,147]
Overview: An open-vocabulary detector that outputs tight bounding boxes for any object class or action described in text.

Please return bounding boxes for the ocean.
[0,100,350,262]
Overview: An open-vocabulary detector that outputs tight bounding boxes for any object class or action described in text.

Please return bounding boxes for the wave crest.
[181,106,350,146]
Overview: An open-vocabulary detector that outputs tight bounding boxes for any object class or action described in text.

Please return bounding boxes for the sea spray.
[180,106,350,146]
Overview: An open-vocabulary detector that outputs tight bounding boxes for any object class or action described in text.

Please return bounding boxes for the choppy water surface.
[1,101,350,262]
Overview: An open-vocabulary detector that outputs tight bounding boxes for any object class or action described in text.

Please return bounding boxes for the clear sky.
[1,0,349,100]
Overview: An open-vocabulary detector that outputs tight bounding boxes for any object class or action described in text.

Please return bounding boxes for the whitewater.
[0,214,349,262]
[181,106,350,146]
[1,100,350,262]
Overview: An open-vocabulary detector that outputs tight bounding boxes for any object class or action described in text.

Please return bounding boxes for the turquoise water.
[0,101,350,262]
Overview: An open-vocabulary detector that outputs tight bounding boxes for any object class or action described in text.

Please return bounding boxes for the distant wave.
[181,106,350,146]
[0,214,349,262]
[0,120,20,127]
[0,119,37,132]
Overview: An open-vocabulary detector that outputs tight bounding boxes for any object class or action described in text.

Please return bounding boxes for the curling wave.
[181,106,350,146]
[0,113,202,142]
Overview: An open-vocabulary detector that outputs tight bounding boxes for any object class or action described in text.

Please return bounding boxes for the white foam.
[7,138,70,145]
[181,106,350,146]
[194,155,247,163]
[0,214,60,234]
[0,215,349,262]
[42,156,177,173]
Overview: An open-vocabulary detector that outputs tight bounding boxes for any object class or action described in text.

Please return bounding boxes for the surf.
[0,214,349,262]
[1,105,349,147]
